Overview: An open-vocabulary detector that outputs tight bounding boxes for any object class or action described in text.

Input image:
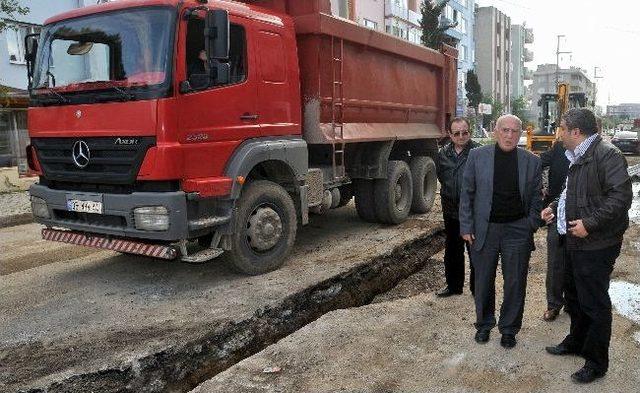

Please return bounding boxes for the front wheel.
[226,180,297,275]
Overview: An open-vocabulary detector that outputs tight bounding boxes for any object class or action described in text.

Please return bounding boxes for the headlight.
[31,196,50,219]
[133,206,169,231]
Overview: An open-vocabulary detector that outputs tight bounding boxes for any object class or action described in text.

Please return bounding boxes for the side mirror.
[212,61,230,85]
[205,9,229,60]
[24,33,39,89]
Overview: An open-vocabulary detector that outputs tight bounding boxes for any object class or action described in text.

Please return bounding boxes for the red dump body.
[245,0,457,144]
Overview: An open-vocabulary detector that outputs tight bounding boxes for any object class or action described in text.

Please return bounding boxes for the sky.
[477,0,640,108]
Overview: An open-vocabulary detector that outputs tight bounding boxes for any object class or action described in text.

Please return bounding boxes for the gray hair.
[495,114,523,130]
[562,108,597,136]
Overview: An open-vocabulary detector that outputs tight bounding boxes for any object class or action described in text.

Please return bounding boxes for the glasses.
[451,131,470,137]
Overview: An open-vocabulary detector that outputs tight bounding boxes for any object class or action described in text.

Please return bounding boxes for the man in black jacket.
[541,108,632,384]
[539,141,570,321]
[435,118,480,297]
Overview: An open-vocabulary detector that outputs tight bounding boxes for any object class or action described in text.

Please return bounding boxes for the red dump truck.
[24,0,457,274]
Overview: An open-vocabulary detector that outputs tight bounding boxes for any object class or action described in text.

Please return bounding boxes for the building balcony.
[524,48,534,62]
[408,9,421,26]
[524,28,534,44]
[385,1,410,22]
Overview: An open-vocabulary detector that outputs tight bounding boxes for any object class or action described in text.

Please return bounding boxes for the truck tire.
[226,180,297,275]
[354,179,377,222]
[374,160,413,224]
[409,156,437,214]
[336,184,353,207]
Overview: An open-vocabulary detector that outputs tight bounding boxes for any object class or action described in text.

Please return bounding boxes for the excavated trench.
[21,228,445,393]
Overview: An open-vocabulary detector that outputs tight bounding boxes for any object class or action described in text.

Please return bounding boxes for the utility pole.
[555,35,571,88]
[593,66,603,108]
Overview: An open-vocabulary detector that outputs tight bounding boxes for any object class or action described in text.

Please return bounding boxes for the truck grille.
[54,210,127,229]
[31,137,155,184]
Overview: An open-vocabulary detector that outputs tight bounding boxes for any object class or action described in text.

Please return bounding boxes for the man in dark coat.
[539,141,570,321]
[436,117,480,297]
[542,108,632,384]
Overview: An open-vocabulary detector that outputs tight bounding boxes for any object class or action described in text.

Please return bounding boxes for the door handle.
[240,113,259,121]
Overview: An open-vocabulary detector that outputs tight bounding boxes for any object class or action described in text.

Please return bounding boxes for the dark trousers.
[546,223,565,310]
[443,217,473,293]
[470,218,531,335]
[561,243,621,374]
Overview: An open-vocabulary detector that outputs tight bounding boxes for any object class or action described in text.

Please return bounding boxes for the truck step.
[181,248,224,264]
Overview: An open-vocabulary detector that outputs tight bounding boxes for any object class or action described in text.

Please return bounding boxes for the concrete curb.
[0,212,33,229]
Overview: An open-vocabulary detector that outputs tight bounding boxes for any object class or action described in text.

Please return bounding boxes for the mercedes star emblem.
[75,110,82,119]
[72,141,91,169]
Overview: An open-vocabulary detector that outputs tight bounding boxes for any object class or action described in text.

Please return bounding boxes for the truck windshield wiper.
[40,87,69,104]
[102,82,134,101]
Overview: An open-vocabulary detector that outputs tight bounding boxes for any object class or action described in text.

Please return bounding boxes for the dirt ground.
[192,184,640,393]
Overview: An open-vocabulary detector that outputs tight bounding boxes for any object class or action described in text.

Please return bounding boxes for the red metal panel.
[29,100,158,138]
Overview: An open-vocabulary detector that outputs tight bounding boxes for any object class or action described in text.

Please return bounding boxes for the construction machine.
[525,83,587,154]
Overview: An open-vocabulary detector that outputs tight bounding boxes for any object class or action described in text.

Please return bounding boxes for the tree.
[420,0,457,50]
[0,0,30,33]
[465,70,482,109]
[510,96,529,124]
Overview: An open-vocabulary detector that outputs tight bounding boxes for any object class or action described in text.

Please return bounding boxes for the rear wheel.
[409,156,437,214]
[336,184,354,207]
[374,160,413,224]
[354,179,377,222]
[226,180,297,275]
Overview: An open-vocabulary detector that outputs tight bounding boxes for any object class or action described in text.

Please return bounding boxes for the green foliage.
[465,70,482,108]
[0,0,30,32]
[510,96,529,124]
[420,0,457,50]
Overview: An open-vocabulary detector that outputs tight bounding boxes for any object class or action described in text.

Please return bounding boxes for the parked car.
[611,130,640,154]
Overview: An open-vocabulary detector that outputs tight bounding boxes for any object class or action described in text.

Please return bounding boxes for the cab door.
[176,14,259,179]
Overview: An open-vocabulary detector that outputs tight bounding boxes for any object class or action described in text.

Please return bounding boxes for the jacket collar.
[574,134,602,165]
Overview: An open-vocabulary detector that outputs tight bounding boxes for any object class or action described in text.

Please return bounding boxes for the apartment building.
[510,24,533,100]
[474,6,511,112]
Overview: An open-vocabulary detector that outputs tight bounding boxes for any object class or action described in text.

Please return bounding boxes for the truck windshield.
[31,7,175,104]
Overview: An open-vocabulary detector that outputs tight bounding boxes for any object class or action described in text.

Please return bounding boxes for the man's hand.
[462,234,475,245]
[541,207,555,224]
[568,219,589,238]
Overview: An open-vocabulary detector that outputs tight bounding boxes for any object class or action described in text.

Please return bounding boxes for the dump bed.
[244,0,457,144]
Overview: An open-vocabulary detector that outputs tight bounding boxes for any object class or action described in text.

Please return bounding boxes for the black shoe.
[436,287,463,297]
[500,334,517,349]
[571,366,605,384]
[545,344,579,356]
[474,329,490,343]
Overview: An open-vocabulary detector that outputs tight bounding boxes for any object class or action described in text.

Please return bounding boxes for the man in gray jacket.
[459,114,542,349]
[542,108,632,384]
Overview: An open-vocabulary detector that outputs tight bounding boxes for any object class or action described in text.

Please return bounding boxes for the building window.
[456,16,467,34]
[5,23,41,64]
[459,44,467,61]
[363,19,378,30]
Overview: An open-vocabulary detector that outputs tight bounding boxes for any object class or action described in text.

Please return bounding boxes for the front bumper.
[29,183,189,241]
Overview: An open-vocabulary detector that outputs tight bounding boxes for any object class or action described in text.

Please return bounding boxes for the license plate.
[66,199,103,214]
